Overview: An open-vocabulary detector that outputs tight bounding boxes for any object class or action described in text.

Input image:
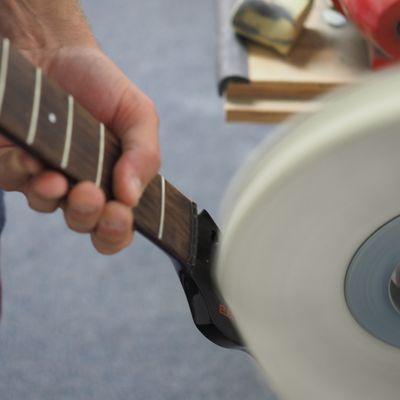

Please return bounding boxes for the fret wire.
[27,68,42,145]
[61,95,74,169]
[158,176,166,240]
[0,38,10,115]
[95,123,105,187]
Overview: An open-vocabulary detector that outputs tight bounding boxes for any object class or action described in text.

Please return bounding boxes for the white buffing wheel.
[217,69,400,400]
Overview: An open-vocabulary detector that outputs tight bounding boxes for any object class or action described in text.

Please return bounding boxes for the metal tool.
[232,0,313,54]
[334,0,400,65]
[217,68,400,400]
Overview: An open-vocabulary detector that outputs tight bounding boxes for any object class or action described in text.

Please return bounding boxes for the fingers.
[64,182,105,233]
[112,92,161,208]
[44,49,161,209]
[64,184,133,255]
[24,190,60,213]
[0,145,68,213]
[22,170,69,213]
[29,170,69,199]
[0,50,161,256]
[0,147,42,191]
[91,201,134,255]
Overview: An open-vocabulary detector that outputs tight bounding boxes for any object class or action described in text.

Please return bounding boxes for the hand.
[0,46,161,254]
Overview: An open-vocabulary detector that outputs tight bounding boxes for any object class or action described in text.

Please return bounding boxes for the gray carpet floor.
[0,1,277,399]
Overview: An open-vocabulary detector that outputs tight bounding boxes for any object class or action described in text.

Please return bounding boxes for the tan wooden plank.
[225,97,321,123]
[227,0,369,99]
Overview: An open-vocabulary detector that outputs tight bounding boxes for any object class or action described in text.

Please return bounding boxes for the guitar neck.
[0,38,197,266]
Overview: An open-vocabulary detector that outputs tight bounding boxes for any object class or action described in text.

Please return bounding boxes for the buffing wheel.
[217,69,400,400]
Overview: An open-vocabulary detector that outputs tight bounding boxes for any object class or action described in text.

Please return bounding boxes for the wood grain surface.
[224,0,370,123]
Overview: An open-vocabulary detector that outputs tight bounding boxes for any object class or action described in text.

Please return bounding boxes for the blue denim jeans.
[0,190,4,314]
[0,190,4,235]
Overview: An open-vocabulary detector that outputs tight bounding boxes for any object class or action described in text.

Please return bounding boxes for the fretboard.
[0,38,197,266]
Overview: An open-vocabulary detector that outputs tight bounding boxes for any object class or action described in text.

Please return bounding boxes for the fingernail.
[100,219,126,232]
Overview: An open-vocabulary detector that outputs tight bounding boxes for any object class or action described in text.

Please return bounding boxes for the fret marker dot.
[48,113,57,124]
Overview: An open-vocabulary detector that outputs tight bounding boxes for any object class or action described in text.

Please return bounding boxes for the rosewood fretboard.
[0,38,197,266]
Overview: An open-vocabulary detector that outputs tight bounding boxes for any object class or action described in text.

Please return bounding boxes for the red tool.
[334,0,400,68]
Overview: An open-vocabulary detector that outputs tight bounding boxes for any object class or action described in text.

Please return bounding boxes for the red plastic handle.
[331,0,345,14]
[336,0,400,58]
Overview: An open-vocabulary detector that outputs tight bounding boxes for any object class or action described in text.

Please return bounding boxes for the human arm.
[0,0,161,254]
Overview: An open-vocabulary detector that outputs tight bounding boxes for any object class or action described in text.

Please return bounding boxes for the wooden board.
[223,0,370,123]
[225,97,321,124]
[226,0,369,99]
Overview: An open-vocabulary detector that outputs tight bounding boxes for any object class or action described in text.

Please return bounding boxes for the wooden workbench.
[217,0,370,123]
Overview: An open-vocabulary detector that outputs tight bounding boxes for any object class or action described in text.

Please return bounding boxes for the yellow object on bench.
[232,0,314,55]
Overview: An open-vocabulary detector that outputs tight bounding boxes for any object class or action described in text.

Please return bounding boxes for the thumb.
[0,147,42,191]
